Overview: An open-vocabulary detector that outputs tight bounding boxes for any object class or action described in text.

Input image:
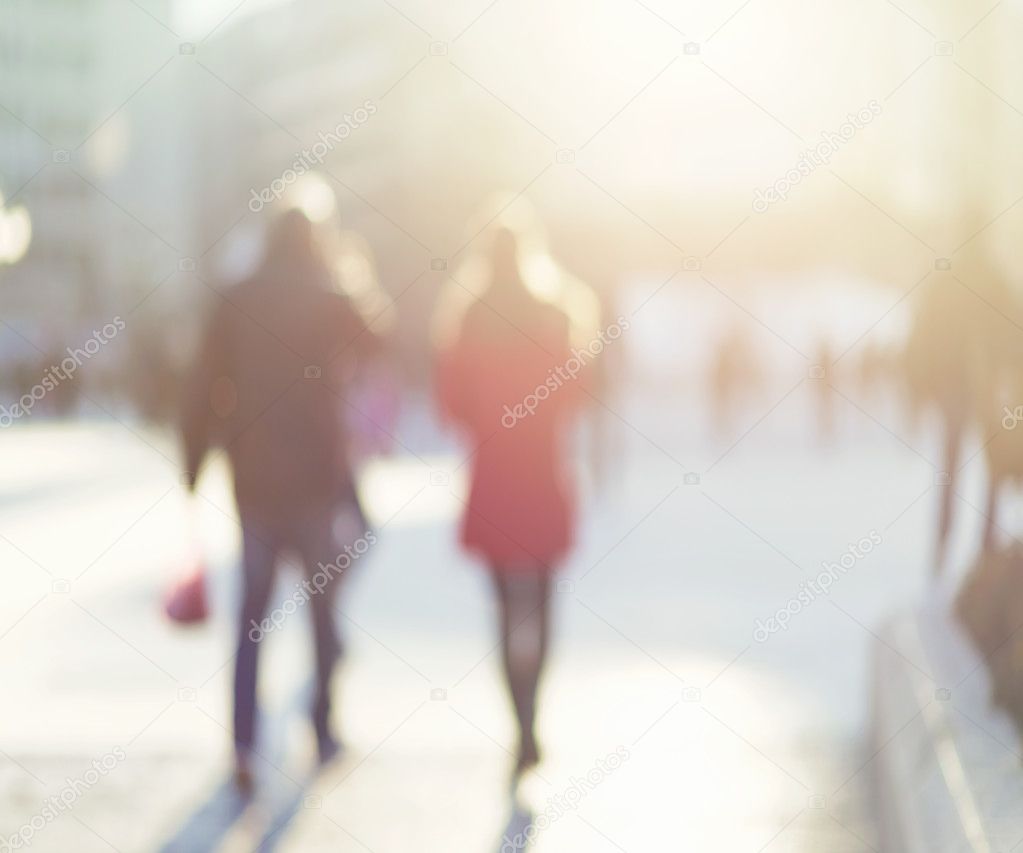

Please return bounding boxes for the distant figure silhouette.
[904,273,977,574]
[855,341,886,402]
[964,264,1023,552]
[180,209,379,791]
[813,339,836,443]
[709,322,759,438]
[435,226,584,782]
[903,257,1018,572]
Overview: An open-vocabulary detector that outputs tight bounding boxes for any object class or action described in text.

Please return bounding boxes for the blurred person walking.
[180,209,380,791]
[813,338,836,444]
[903,254,1017,572]
[435,218,594,784]
[904,272,977,575]
[958,262,1023,553]
[709,322,760,439]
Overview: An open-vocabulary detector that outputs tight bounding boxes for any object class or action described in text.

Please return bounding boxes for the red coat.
[437,300,581,572]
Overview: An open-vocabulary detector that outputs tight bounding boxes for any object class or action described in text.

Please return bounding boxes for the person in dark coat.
[181,209,379,790]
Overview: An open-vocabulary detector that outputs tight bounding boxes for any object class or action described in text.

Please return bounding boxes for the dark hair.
[265,209,315,265]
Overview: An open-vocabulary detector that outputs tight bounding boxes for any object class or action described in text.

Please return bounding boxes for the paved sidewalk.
[1,392,975,850]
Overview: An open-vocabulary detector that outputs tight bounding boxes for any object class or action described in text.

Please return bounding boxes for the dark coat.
[181,258,377,533]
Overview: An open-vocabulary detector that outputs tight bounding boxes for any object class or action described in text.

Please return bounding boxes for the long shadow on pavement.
[158,679,324,853]
[156,765,324,853]
[157,777,249,853]
[493,798,535,852]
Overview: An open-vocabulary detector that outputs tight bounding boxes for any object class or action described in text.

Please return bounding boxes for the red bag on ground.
[164,501,209,625]
[163,560,209,624]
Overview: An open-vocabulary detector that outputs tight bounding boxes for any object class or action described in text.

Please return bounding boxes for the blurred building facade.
[3,0,1023,401]
[193,0,474,383]
[196,2,402,277]
[0,0,191,370]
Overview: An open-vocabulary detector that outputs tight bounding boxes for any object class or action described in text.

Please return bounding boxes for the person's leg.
[307,580,342,760]
[297,514,346,761]
[491,567,553,775]
[935,417,962,576]
[234,524,278,785]
[982,471,1001,553]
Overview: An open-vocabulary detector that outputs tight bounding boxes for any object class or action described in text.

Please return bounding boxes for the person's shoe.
[317,732,343,765]
[235,752,254,795]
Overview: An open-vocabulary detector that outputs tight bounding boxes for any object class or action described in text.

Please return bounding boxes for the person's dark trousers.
[233,512,345,757]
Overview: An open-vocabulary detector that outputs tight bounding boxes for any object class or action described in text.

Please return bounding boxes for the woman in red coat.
[436,226,584,780]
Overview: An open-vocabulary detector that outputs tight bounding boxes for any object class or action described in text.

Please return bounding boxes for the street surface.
[0,385,991,851]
